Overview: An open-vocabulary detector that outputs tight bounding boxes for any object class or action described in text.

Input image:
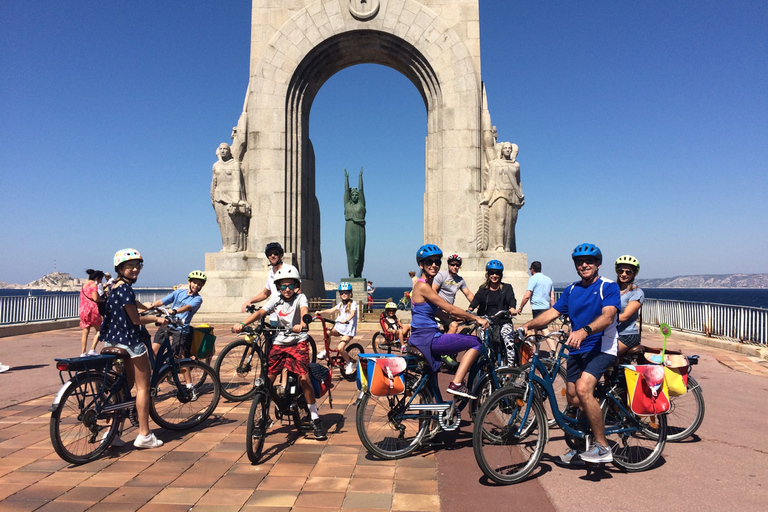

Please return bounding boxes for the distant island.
[0,272,184,292]
[555,273,768,289]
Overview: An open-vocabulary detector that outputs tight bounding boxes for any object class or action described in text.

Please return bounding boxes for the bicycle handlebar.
[141,306,183,328]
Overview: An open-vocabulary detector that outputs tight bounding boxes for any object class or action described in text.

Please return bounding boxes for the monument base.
[196,251,323,323]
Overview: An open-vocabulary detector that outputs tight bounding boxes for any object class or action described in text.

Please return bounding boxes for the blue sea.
[327,286,768,310]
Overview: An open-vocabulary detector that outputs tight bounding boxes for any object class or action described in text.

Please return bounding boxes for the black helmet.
[264,242,284,256]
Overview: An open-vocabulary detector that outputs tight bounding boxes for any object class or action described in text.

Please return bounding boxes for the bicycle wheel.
[150,361,220,430]
[50,373,123,465]
[371,332,393,354]
[468,374,496,420]
[603,396,667,472]
[339,343,364,380]
[305,335,318,363]
[646,376,704,442]
[214,339,262,402]
[356,386,434,460]
[473,386,548,485]
[246,391,270,464]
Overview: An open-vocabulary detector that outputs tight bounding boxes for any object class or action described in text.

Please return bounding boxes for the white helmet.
[273,264,300,284]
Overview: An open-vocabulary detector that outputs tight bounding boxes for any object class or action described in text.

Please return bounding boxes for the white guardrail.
[0,290,174,325]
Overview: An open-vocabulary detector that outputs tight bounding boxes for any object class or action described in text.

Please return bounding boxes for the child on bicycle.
[149,270,206,359]
[233,265,326,440]
[101,248,168,449]
[380,302,410,353]
[315,282,358,374]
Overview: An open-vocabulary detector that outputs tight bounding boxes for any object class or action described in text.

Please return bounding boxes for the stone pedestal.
[197,251,324,323]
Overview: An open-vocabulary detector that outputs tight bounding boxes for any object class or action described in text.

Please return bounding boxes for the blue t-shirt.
[527,272,554,310]
[102,283,141,345]
[553,277,620,355]
[618,287,645,336]
[159,289,203,325]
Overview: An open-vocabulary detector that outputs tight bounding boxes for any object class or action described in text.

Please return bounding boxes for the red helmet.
[447,254,462,265]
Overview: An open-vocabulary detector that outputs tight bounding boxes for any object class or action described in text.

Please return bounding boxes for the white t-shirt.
[264,266,279,322]
[261,293,309,345]
[332,300,358,337]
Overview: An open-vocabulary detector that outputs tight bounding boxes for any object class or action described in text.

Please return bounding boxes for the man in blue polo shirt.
[523,244,620,465]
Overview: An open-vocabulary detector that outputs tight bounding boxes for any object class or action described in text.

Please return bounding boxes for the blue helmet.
[572,243,602,263]
[338,282,353,292]
[486,259,504,271]
[416,244,443,263]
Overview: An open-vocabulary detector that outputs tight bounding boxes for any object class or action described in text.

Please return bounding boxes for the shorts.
[104,338,148,359]
[154,325,192,357]
[566,350,616,383]
[532,309,547,319]
[619,334,641,349]
[268,341,310,376]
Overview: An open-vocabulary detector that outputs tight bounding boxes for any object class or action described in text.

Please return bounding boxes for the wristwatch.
[582,325,593,335]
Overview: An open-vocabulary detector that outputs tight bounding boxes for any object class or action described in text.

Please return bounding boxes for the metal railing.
[642,298,767,345]
[0,290,175,325]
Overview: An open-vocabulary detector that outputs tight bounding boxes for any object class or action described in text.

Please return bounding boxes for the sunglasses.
[488,270,502,276]
[123,261,143,270]
[574,258,599,266]
[617,269,635,275]
[279,283,297,290]
[448,262,461,267]
[423,258,442,267]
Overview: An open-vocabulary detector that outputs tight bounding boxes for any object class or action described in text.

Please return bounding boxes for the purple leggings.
[431,333,482,355]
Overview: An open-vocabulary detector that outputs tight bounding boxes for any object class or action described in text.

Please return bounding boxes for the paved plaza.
[1,321,768,511]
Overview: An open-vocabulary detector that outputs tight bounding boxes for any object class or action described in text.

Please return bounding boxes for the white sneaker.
[80,353,87,358]
[0,364,10,373]
[344,361,355,374]
[317,350,326,360]
[102,431,126,447]
[87,350,99,356]
[133,433,163,449]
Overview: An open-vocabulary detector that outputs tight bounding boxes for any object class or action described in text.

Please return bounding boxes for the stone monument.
[343,168,366,278]
[198,0,529,320]
[211,143,251,252]
[480,141,524,252]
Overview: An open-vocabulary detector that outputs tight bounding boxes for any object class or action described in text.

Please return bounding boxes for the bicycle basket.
[623,364,671,416]
[310,362,333,398]
[357,354,407,396]
[191,325,216,359]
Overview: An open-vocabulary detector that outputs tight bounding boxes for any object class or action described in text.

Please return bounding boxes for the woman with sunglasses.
[410,244,489,399]
[615,255,644,358]
[469,260,518,364]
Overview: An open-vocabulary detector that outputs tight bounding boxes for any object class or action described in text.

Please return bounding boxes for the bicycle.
[214,305,317,402]
[312,314,364,380]
[473,332,667,484]
[49,307,221,465]
[244,316,319,464]
[355,317,508,460]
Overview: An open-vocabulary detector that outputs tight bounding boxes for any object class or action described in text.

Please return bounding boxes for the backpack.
[309,362,333,406]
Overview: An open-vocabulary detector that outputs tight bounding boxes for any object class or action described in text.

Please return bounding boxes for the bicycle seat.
[101,346,131,359]
[405,346,427,362]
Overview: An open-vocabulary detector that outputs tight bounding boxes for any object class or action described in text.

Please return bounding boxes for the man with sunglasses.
[523,243,620,465]
[432,254,475,334]
[241,242,285,327]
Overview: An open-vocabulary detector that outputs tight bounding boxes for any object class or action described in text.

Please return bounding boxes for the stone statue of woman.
[211,143,250,252]
[344,167,366,277]
[481,142,524,252]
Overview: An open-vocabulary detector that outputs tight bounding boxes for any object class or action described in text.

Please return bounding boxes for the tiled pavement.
[0,323,443,512]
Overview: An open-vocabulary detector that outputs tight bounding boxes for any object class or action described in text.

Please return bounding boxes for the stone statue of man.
[344,167,366,277]
[211,143,250,252]
[481,142,524,252]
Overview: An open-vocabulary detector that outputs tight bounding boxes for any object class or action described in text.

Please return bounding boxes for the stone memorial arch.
[201,0,527,317]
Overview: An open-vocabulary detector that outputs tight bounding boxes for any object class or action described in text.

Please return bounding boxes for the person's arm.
[468,288,482,311]
[233,307,267,333]
[506,284,517,311]
[461,286,475,303]
[293,305,310,333]
[565,305,618,350]
[619,301,642,323]
[414,280,488,329]
[340,302,357,323]
[87,284,100,302]
[124,303,167,327]
[517,290,533,312]
[523,307,561,331]
[241,287,271,312]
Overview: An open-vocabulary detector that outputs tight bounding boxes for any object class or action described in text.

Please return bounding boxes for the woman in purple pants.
[409,244,489,399]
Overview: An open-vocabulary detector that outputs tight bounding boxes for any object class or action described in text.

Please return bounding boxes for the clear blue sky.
[1,1,766,287]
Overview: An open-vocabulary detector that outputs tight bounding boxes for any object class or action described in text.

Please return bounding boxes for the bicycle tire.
[214,339,262,402]
[603,395,667,472]
[356,386,434,460]
[246,391,270,464]
[50,372,123,465]
[339,342,364,380]
[473,386,548,485]
[646,376,704,442]
[371,332,394,354]
[503,362,568,428]
[306,335,318,364]
[150,361,220,430]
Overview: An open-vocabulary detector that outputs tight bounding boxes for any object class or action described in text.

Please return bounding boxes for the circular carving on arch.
[349,0,380,21]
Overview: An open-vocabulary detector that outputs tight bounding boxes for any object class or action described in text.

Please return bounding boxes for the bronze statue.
[344,168,366,277]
